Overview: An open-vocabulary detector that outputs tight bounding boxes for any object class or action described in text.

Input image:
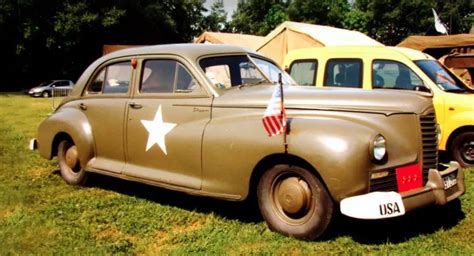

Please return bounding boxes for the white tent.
[257,21,383,65]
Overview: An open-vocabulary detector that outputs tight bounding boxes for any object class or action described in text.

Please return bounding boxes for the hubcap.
[65,145,78,169]
[277,177,311,216]
[461,140,474,162]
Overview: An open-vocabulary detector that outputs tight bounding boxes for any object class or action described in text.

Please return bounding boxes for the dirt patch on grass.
[0,207,15,218]
[171,220,203,234]
[143,220,204,254]
[94,225,137,244]
[27,167,50,180]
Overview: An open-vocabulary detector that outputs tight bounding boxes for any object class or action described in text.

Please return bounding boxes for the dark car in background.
[28,80,74,97]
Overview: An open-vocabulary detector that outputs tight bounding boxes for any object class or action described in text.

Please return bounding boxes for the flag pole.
[279,73,288,154]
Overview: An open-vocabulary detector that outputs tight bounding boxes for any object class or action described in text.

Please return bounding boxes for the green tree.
[260,4,289,35]
[287,0,350,27]
[201,0,229,32]
[0,0,206,91]
[344,0,474,45]
[231,0,288,35]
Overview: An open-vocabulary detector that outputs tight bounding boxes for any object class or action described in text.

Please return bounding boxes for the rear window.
[87,62,131,94]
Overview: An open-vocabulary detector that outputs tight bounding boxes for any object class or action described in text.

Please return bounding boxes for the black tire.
[257,164,333,240]
[42,91,50,98]
[57,140,88,185]
[451,132,474,168]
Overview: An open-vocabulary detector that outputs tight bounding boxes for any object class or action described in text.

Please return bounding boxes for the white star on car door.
[141,105,176,155]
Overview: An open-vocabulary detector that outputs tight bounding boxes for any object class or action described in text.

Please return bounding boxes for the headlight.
[370,134,386,162]
[33,88,42,93]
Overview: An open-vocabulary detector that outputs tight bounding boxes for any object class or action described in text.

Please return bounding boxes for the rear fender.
[37,106,95,167]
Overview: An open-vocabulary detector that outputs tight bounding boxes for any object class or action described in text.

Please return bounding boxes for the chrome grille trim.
[369,170,397,192]
[420,113,438,185]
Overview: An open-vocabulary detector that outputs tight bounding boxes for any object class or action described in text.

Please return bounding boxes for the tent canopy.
[397,34,474,59]
[194,22,382,66]
[194,32,265,50]
[256,21,382,65]
[397,34,474,51]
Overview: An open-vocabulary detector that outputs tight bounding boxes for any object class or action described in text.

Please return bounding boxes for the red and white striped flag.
[262,85,287,137]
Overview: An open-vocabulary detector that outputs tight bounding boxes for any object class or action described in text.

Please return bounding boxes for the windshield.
[252,57,295,85]
[199,55,294,89]
[415,60,472,93]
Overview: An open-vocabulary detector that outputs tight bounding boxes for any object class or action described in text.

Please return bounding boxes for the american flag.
[262,85,287,137]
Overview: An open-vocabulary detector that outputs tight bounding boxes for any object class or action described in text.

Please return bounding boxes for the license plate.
[443,172,457,190]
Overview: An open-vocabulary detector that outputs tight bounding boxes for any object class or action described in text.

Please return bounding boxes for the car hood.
[213,85,434,115]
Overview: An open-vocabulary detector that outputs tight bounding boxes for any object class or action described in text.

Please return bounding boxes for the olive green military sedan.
[31,44,464,240]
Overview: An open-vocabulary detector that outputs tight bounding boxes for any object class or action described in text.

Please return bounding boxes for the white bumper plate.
[340,191,405,219]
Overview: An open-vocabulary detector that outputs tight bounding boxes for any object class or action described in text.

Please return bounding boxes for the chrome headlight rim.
[369,134,387,163]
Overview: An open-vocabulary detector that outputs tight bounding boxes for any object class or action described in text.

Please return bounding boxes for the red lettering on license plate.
[396,163,422,192]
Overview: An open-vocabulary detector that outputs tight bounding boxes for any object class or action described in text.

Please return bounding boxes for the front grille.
[369,169,397,192]
[370,112,438,192]
[420,113,438,185]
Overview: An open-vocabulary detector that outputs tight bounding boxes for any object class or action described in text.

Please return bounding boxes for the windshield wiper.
[445,88,467,93]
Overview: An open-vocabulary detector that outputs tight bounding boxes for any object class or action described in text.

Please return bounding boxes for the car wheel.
[42,91,50,98]
[451,132,474,168]
[257,164,333,240]
[57,140,88,185]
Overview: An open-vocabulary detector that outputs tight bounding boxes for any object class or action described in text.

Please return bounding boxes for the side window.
[176,64,196,92]
[87,62,131,94]
[240,62,265,85]
[59,81,69,87]
[200,55,267,89]
[324,59,362,88]
[372,60,424,90]
[289,60,317,86]
[141,60,197,93]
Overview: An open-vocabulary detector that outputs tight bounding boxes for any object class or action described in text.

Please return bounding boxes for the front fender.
[37,106,95,168]
[287,111,420,202]
[441,110,474,150]
[287,116,375,201]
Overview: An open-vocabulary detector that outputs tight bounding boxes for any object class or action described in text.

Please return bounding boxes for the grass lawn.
[0,93,472,254]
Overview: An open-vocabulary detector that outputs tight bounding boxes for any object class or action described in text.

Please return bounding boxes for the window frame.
[138,58,199,95]
[84,60,133,97]
[288,59,318,86]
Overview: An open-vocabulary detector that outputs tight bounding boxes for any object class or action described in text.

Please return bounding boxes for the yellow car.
[284,46,474,167]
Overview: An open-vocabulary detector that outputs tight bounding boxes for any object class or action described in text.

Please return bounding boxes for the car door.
[124,57,211,189]
[77,60,133,173]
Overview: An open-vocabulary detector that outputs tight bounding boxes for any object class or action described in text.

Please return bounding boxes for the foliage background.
[0,0,472,91]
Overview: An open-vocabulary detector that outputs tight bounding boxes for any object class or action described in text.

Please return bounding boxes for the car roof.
[286,45,434,62]
[101,43,257,62]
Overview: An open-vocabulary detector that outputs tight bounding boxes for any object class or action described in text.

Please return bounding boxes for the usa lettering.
[379,202,400,216]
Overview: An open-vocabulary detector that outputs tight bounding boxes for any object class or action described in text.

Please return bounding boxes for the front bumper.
[401,161,464,211]
[28,91,42,97]
[341,161,464,219]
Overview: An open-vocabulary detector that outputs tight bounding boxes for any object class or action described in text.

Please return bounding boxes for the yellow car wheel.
[452,132,474,168]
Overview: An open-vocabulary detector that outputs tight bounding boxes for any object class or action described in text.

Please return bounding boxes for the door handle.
[129,102,143,109]
[79,103,87,110]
